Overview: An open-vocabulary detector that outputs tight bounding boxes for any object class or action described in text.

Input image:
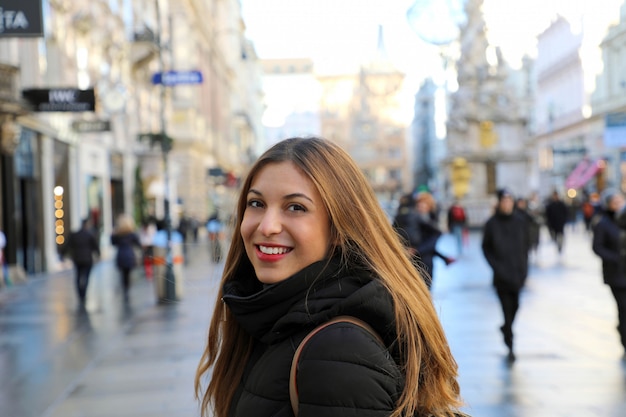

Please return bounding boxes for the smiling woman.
[195,137,467,417]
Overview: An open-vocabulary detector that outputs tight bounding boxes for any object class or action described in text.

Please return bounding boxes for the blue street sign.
[152,70,203,86]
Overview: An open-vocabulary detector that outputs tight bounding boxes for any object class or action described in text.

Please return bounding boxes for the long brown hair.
[195,137,462,417]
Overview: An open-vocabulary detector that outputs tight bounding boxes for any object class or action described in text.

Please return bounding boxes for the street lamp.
[137,0,177,303]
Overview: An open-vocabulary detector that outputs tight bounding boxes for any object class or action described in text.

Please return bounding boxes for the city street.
[1,226,625,417]
[433,226,626,417]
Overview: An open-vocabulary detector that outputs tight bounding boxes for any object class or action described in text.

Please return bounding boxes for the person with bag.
[195,137,465,417]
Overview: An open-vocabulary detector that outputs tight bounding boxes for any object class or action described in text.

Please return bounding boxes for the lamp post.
[154,0,176,302]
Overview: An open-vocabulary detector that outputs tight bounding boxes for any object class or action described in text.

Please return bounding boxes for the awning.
[565,158,602,189]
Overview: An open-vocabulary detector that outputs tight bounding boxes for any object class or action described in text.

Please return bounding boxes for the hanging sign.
[152,70,203,86]
[72,119,111,132]
[0,0,44,38]
[22,88,96,112]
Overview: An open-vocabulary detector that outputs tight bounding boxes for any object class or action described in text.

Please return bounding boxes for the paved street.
[1,226,625,417]
[433,225,626,417]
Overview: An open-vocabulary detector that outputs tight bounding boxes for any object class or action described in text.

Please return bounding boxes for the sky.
[240,0,624,124]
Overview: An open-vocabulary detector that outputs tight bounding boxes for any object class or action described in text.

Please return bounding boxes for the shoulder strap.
[289,315,383,416]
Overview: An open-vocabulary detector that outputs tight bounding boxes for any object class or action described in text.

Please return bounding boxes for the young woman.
[195,137,464,417]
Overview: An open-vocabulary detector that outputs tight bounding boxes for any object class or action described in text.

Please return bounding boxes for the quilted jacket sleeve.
[294,322,403,417]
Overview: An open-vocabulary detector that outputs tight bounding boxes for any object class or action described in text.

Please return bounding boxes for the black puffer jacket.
[592,210,626,288]
[481,210,529,291]
[223,258,403,417]
[66,228,100,266]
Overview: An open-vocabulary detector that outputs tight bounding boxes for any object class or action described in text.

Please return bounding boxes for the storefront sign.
[22,88,95,112]
[565,158,602,189]
[0,0,44,38]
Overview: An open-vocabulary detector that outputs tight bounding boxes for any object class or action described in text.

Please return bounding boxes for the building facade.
[411,78,448,196]
[260,58,321,152]
[530,1,625,202]
[590,2,626,194]
[318,28,409,202]
[531,16,602,199]
[0,0,263,280]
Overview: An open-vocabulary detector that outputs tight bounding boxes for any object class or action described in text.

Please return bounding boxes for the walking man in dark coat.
[545,190,568,254]
[592,189,626,357]
[482,188,529,362]
[65,219,100,305]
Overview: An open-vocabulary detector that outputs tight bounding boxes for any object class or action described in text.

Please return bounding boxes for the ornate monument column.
[445,0,532,225]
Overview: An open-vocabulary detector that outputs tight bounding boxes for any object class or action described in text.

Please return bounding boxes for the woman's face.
[240,161,332,284]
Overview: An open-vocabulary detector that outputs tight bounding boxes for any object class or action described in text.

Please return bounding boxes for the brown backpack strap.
[289,316,384,416]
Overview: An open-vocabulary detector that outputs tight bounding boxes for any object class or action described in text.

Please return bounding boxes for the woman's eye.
[247,200,263,208]
[288,203,306,212]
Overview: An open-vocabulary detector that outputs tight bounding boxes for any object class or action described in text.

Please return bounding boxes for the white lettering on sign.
[49,89,78,103]
[0,9,29,33]
[162,72,202,85]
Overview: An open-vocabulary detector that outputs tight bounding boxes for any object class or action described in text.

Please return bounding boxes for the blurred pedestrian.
[482,188,529,362]
[139,218,157,280]
[515,197,541,262]
[392,193,418,244]
[392,193,427,283]
[178,213,191,262]
[592,189,626,357]
[447,199,468,256]
[190,216,200,243]
[545,190,568,254]
[567,196,581,231]
[393,193,418,243]
[581,197,595,233]
[0,228,8,287]
[65,219,100,305]
[195,137,464,417]
[206,212,223,263]
[111,214,142,300]
[414,191,455,289]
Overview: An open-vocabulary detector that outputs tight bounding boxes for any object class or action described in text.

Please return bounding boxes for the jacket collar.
[222,258,393,344]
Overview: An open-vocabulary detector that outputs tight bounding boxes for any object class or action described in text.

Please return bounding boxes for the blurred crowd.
[391,186,626,363]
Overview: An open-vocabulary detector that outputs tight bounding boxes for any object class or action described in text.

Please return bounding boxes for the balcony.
[130,26,159,69]
[0,64,29,115]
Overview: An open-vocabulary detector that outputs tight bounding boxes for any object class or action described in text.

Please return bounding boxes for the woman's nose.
[257,209,282,236]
